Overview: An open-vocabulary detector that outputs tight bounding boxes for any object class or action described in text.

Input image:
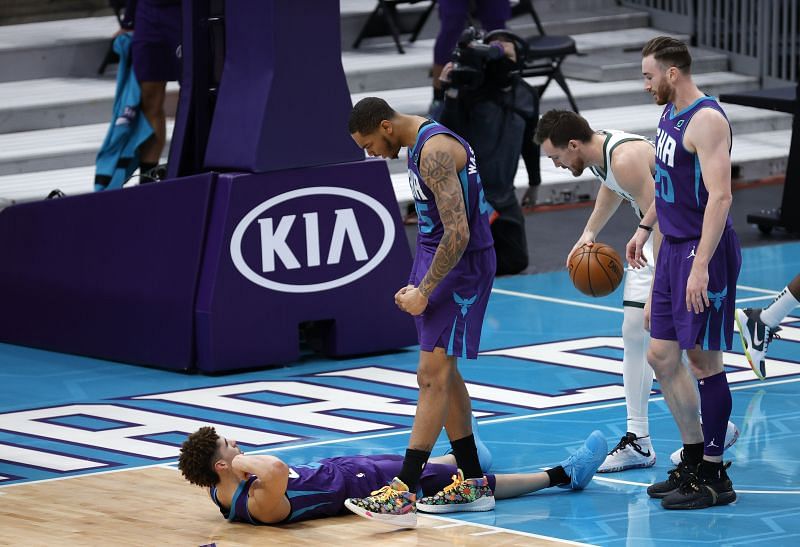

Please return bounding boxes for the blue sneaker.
[443,413,493,473]
[559,430,607,490]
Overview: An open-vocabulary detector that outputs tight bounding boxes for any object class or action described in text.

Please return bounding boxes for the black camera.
[448,27,527,92]
[448,27,505,90]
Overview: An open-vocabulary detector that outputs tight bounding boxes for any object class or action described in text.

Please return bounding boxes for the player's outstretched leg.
[735,308,781,380]
[660,461,736,510]
[558,430,607,490]
[415,469,495,514]
[344,477,418,527]
[670,420,739,466]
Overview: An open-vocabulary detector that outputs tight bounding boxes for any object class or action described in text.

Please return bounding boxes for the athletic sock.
[682,442,704,466]
[450,434,483,480]
[760,286,800,327]
[397,448,430,492]
[546,465,570,487]
[698,371,732,457]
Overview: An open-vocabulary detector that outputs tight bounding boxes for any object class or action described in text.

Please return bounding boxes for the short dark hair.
[642,36,692,73]
[178,426,222,488]
[348,97,396,135]
[533,110,594,147]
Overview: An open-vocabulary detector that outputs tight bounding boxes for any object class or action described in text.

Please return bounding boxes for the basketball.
[568,243,624,297]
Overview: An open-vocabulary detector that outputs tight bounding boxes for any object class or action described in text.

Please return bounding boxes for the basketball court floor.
[1,242,799,546]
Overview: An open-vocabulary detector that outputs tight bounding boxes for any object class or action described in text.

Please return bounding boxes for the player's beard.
[384,136,401,159]
[653,79,673,105]
[569,159,585,177]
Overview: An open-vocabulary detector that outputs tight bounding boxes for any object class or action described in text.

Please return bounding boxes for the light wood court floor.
[0,467,577,546]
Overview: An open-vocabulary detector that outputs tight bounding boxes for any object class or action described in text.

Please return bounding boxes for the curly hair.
[348,97,396,135]
[178,426,221,488]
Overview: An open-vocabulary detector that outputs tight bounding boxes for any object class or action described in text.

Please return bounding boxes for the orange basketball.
[568,243,624,297]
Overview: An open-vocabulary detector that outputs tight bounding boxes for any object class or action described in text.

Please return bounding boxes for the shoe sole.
[417,495,495,514]
[735,312,766,381]
[661,490,737,510]
[343,499,417,528]
[647,487,677,499]
[597,457,656,473]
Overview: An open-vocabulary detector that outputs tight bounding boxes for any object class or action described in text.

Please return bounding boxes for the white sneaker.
[597,432,656,473]
[670,420,740,465]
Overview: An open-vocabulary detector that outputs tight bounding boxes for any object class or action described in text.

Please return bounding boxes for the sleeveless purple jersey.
[654,96,733,239]
[407,121,494,253]
[210,455,496,525]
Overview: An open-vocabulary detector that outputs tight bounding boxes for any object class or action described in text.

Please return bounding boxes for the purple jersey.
[210,454,496,525]
[407,120,494,253]
[654,96,733,239]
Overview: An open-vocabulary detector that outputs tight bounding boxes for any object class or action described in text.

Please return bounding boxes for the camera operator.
[439,28,538,275]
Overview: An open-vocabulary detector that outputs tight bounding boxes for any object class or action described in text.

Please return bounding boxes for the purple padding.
[195,160,417,372]
[203,0,362,172]
[0,174,215,370]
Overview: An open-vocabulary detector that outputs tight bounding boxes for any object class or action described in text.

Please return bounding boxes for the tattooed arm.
[396,135,469,316]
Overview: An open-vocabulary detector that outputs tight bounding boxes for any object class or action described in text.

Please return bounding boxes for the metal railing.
[622,0,798,84]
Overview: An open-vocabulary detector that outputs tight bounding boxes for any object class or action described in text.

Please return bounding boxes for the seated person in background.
[178,425,606,527]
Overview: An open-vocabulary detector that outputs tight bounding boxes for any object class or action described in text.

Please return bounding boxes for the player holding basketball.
[178,426,607,526]
[534,111,738,473]
[627,36,741,510]
[534,110,662,472]
[344,97,506,526]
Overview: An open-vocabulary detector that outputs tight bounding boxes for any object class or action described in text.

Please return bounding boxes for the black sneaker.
[661,461,736,510]
[646,458,697,499]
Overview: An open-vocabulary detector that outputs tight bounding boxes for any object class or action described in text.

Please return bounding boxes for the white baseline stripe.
[491,288,621,313]
[493,285,780,311]
[592,476,800,495]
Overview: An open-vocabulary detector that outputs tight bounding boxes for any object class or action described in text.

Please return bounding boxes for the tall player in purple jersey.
[178,426,606,526]
[627,37,741,510]
[343,97,500,526]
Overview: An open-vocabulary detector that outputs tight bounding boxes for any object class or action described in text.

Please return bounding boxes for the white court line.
[592,476,800,495]
[470,530,502,536]
[492,285,779,311]
[737,284,781,295]
[491,288,621,313]
[428,515,596,546]
[736,295,780,304]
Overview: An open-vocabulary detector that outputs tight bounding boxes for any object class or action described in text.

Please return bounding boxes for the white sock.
[760,286,800,327]
[622,306,653,437]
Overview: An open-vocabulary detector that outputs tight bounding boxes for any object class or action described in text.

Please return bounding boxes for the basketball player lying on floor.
[178,426,607,527]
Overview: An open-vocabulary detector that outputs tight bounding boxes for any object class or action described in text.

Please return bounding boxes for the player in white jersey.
[534,110,738,472]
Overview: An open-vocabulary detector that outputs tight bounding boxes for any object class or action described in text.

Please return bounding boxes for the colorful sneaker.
[442,413,493,473]
[416,469,495,513]
[670,420,740,466]
[735,307,781,380]
[597,432,656,473]
[344,477,417,527]
[559,430,607,490]
[647,458,697,499]
[661,461,736,510]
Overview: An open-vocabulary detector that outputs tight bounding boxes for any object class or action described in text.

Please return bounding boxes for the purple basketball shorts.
[407,246,496,359]
[650,229,741,350]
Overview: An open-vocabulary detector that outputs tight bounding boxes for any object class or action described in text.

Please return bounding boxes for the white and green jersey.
[588,130,653,220]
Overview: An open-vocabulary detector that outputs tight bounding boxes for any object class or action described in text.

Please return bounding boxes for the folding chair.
[513,0,579,112]
[353,0,437,54]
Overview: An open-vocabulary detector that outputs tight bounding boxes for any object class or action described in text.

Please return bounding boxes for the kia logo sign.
[230,187,395,293]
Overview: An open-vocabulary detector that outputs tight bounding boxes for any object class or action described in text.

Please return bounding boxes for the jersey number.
[415,202,434,233]
[655,165,675,204]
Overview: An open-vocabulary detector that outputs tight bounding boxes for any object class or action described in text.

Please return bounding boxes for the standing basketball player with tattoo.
[344,98,601,527]
[629,37,742,510]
